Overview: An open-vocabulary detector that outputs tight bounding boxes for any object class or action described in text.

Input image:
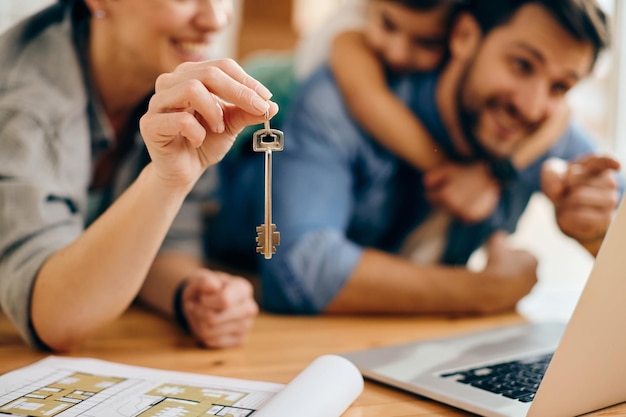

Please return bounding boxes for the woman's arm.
[139,251,258,349]
[31,59,276,351]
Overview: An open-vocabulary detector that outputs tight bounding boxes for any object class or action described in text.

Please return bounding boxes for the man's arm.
[326,232,538,315]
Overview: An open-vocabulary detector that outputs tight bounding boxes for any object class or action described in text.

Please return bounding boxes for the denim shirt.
[259,66,603,314]
[0,3,218,348]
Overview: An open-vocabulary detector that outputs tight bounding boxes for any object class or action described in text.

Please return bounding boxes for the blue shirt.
[216,66,603,315]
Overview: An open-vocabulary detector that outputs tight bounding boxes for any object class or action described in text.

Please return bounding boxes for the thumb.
[486,230,510,257]
[541,157,568,203]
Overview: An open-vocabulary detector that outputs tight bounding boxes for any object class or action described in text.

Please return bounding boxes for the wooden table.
[0,306,624,416]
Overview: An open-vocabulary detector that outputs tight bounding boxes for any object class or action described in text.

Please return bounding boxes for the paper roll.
[253,354,364,417]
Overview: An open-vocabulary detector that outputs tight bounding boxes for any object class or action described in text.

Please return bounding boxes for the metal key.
[253,112,284,259]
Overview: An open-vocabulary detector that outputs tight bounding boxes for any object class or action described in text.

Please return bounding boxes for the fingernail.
[253,96,270,114]
[255,84,273,101]
[269,100,279,114]
[214,101,225,133]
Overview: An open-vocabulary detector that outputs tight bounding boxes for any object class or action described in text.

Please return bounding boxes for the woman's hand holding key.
[140,59,279,193]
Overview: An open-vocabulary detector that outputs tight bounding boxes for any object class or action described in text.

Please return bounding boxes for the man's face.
[457,4,595,159]
[364,1,450,74]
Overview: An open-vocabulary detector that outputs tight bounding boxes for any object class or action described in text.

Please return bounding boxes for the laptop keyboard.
[440,352,553,403]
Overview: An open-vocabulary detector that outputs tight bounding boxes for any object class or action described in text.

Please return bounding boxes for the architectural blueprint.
[0,357,283,417]
[0,355,363,417]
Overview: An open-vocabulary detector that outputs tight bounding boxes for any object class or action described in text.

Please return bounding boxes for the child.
[295,0,569,222]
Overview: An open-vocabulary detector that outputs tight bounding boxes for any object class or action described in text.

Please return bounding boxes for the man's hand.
[423,162,500,223]
[139,59,278,191]
[181,269,258,349]
[541,155,621,256]
[474,232,538,314]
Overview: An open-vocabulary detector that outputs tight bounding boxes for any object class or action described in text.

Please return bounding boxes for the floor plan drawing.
[0,372,123,417]
[0,357,284,417]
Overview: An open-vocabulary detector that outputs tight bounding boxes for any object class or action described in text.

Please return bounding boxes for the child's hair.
[470,0,609,66]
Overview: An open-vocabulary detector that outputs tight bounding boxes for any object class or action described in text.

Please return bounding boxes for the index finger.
[157,60,273,116]
[177,59,273,100]
[566,155,621,188]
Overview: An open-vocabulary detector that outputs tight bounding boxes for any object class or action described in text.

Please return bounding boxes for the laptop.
[341,199,626,417]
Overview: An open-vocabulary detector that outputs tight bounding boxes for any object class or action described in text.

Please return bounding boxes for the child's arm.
[331,30,569,223]
[475,101,570,191]
[330,31,447,170]
[423,102,571,223]
[512,100,570,169]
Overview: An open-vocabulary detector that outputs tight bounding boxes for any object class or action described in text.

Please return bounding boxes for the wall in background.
[237,0,298,60]
[293,0,338,35]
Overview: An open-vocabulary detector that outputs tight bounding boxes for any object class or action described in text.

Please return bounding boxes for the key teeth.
[255,227,265,249]
[256,225,280,258]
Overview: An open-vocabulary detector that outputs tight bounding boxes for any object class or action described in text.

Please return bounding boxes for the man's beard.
[455,63,501,162]
[454,62,541,162]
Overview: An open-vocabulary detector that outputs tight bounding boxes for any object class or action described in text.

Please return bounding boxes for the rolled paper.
[254,354,364,417]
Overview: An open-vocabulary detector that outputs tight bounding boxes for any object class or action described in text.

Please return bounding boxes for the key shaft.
[261,149,274,259]
[253,114,283,259]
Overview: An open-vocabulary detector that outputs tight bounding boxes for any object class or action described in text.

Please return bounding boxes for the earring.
[93,9,106,19]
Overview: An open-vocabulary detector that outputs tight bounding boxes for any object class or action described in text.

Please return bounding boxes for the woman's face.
[100,0,233,80]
